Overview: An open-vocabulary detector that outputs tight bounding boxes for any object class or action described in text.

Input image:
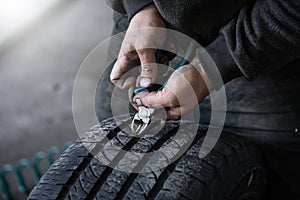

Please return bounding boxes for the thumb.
[134,89,170,108]
[137,48,157,87]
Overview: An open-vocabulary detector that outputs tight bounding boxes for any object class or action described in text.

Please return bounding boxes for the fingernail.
[140,77,152,87]
[135,98,142,106]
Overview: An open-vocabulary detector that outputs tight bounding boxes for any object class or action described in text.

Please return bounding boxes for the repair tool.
[131,98,155,134]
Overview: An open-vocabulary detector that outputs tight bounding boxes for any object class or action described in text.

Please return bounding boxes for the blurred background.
[0,0,113,186]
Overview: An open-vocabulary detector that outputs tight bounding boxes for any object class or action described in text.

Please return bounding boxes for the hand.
[133,58,210,119]
[110,4,166,90]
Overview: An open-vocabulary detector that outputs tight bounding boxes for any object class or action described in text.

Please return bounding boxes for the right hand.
[133,58,210,119]
[110,4,166,91]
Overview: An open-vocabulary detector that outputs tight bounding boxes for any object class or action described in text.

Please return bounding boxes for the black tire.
[28,116,267,200]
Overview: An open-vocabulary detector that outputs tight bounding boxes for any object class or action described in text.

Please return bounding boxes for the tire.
[28,116,267,200]
[95,61,116,122]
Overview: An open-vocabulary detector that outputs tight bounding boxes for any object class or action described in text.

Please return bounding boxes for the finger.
[128,87,135,105]
[166,107,182,120]
[110,54,139,89]
[136,75,141,87]
[129,88,151,109]
[166,104,194,120]
[134,87,179,108]
[110,74,136,90]
[129,98,139,112]
[130,91,150,111]
[137,48,157,87]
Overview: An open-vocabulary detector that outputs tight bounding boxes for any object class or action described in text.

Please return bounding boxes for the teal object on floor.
[0,141,72,200]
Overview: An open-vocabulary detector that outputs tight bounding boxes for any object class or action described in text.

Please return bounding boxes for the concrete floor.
[0,0,113,167]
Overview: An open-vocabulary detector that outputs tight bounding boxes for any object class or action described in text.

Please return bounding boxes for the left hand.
[110,4,166,90]
[133,58,210,119]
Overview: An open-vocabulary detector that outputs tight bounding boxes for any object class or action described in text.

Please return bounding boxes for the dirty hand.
[110,4,166,90]
[133,58,210,119]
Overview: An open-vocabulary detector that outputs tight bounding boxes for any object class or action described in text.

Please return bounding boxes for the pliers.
[131,103,155,135]
[130,84,163,135]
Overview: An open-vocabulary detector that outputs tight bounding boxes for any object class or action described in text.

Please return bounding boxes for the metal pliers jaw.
[131,106,155,135]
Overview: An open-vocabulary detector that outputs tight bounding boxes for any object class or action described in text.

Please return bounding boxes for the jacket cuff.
[199,35,243,87]
[123,0,153,22]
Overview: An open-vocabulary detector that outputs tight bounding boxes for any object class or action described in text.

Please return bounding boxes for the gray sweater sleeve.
[204,0,300,82]
[106,0,153,21]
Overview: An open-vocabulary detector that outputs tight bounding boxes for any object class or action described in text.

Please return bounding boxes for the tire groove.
[147,126,204,200]
[114,123,182,200]
[55,121,124,200]
[85,132,141,199]
[89,164,100,179]
[70,119,162,199]
[79,175,89,195]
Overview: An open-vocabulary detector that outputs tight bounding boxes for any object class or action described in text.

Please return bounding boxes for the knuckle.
[142,65,153,73]
[136,48,147,55]
[110,77,115,83]
[174,112,182,119]
[110,74,117,82]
